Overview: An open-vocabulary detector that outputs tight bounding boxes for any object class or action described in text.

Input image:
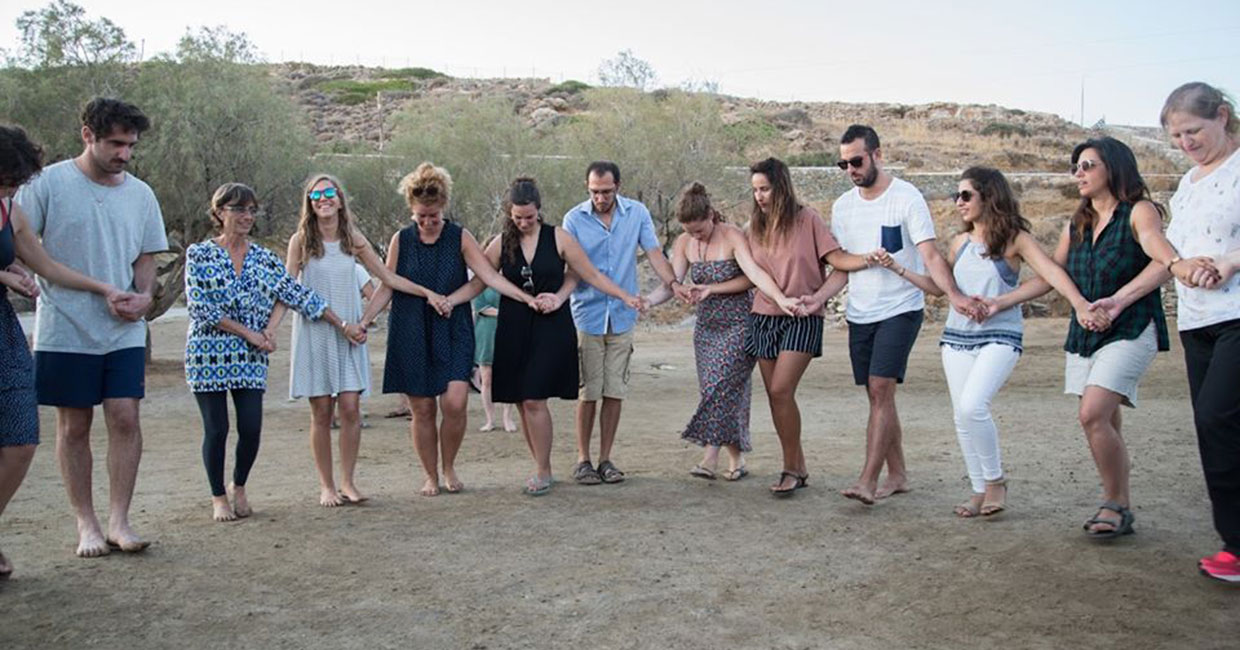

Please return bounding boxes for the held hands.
[530,292,563,314]
[242,328,276,353]
[107,290,151,322]
[262,327,279,353]
[671,282,694,304]
[2,264,39,299]
[343,323,367,345]
[426,291,452,318]
[624,294,648,313]
[951,293,989,323]
[1080,297,1117,332]
[866,248,892,270]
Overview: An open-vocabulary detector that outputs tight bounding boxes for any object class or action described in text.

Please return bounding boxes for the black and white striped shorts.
[743,314,824,359]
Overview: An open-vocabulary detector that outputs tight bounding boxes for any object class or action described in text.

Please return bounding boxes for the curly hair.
[0,125,44,189]
[500,176,543,266]
[80,97,150,137]
[296,174,356,266]
[748,157,801,248]
[959,167,1029,258]
[399,162,452,210]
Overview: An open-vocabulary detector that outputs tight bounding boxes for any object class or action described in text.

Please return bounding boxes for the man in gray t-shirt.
[15,97,167,558]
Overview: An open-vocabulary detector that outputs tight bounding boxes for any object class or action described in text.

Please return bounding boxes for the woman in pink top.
[744,158,875,496]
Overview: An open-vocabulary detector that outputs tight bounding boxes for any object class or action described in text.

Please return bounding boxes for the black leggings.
[194,390,264,497]
[1181,319,1240,554]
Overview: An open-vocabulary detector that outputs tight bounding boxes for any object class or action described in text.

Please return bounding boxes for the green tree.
[15,0,135,67]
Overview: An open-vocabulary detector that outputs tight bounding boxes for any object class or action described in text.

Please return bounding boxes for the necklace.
[695,223,716,263]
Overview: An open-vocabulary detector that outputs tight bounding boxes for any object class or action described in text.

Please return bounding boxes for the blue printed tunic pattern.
[184,240,326,393]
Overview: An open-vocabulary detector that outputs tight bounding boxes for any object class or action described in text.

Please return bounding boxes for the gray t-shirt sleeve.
[15,172,50,235]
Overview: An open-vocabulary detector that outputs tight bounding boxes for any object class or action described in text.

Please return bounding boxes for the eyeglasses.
[835,155,866,170]
[308,187,338,201]
[1069,159,1102,175]
[950,190,976,203]
[520,265,535,294]
[222,205,264,216]
[411,185,440,199]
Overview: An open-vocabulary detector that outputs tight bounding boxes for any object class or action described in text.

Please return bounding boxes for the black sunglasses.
[835,155,866,170]
[520,265,534,294]
[950,190,976,203]
[411,185,440,198]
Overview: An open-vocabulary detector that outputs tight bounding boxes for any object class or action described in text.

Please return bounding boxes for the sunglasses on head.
[307,187,338,201]
[411,185,440,198]
[1069,159,1101,175]
[520,265,534,294]
[950,190,976,203]
[835,155,866,170]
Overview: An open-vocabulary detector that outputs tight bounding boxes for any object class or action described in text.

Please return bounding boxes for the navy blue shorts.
[847,310,924,385]
[35,348,146,407]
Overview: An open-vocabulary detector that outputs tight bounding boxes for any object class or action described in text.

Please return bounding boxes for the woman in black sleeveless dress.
[359,163,533,497]
[476,178,642,495]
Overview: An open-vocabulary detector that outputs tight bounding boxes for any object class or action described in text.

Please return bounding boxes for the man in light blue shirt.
[562,161,676,484]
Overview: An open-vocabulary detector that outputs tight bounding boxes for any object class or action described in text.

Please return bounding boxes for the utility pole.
[1080,76,1086,128]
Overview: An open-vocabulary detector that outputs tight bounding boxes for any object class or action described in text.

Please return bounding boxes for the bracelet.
[1166,256,1182,272]
[897,267,906,277]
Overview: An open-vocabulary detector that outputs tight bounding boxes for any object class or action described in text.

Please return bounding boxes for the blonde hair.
[399,162,452,210]
[1161,82,1238,135]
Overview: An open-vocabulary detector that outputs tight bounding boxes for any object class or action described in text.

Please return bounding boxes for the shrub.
[548,79,590,95]
[981,121,1031,138]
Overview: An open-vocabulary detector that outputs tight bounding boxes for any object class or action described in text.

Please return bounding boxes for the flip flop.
[689,464,717,480]
[339,493,370,505]
[106,538,152,553]
[723,466,749,481]
[771,471,806,498]
[525,476,553,496]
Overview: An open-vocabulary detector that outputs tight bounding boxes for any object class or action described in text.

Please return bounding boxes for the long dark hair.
[749,157,800,247]
[501,177,542,266]
[1070,137,1162,242]
[960,167,1029,258]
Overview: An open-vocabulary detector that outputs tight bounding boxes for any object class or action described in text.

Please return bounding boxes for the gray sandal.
[572,461,601,485]
[597,460,625,484]
[1083,501,1135,539]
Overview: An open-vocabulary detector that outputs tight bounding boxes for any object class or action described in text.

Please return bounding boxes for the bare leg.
[522,399,554,481]
[758,352,813,493]
[336,391,366,503]
[576,399,597,464]
[408,395,441,496]
[478,365,496,431]
[875,379,911,498]
[55,407,108,557]
[0,444,37,575]
[439,381,468,492]
[844,377,899,504]
[1079,387,1130,533]
[597,397,623,464]
[723,444,744,474]
[502,404,517,432]
[101,398,148,552]
[308,396,342,507]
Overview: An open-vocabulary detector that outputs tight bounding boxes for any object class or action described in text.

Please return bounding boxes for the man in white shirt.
[830,125,978,505]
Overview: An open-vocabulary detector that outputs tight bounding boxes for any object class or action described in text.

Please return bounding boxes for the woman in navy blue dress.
[359,163,533,497]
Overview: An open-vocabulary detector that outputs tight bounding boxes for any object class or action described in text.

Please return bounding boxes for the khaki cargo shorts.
[578,330,634,401]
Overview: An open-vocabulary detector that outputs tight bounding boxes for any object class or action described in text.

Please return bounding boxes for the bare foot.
[212,495,237,522]
[875,476,911,499]
[478,422,496,432]
[420,477,441,497]
[443,469,464,494]
[74,517,110,558]
[339,484,369,504]
[980,479,1007,517]
[0,548,13,579]
[319,487,344,507]
[954,493,985,518]
[503,420,518,433]
[229,483,252,518]
[106,522,151,553]
[841,483,876,506]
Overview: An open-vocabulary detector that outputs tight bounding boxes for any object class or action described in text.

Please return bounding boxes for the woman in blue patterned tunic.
[359,163,533,497]
[1,126,129,578]
[185,183,362,522]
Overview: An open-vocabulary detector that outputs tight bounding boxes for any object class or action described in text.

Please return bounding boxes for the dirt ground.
[1,315,1236,649]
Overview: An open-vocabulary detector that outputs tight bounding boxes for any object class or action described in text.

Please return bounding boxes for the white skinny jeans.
[940,343,1021,493]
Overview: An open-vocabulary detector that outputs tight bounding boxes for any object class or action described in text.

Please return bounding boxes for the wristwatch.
[1166,256,1182,271]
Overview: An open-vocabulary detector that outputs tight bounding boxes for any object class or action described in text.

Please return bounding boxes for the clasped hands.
[1172,255,1230,289]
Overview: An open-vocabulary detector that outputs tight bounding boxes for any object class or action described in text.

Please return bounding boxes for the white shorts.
[1064,322,1157,408]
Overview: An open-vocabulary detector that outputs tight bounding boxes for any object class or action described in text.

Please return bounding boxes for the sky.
[3,0,1237,127]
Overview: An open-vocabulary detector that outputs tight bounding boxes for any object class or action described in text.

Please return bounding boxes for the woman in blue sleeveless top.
[359,163,533,497]
[877,167,1097,519]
